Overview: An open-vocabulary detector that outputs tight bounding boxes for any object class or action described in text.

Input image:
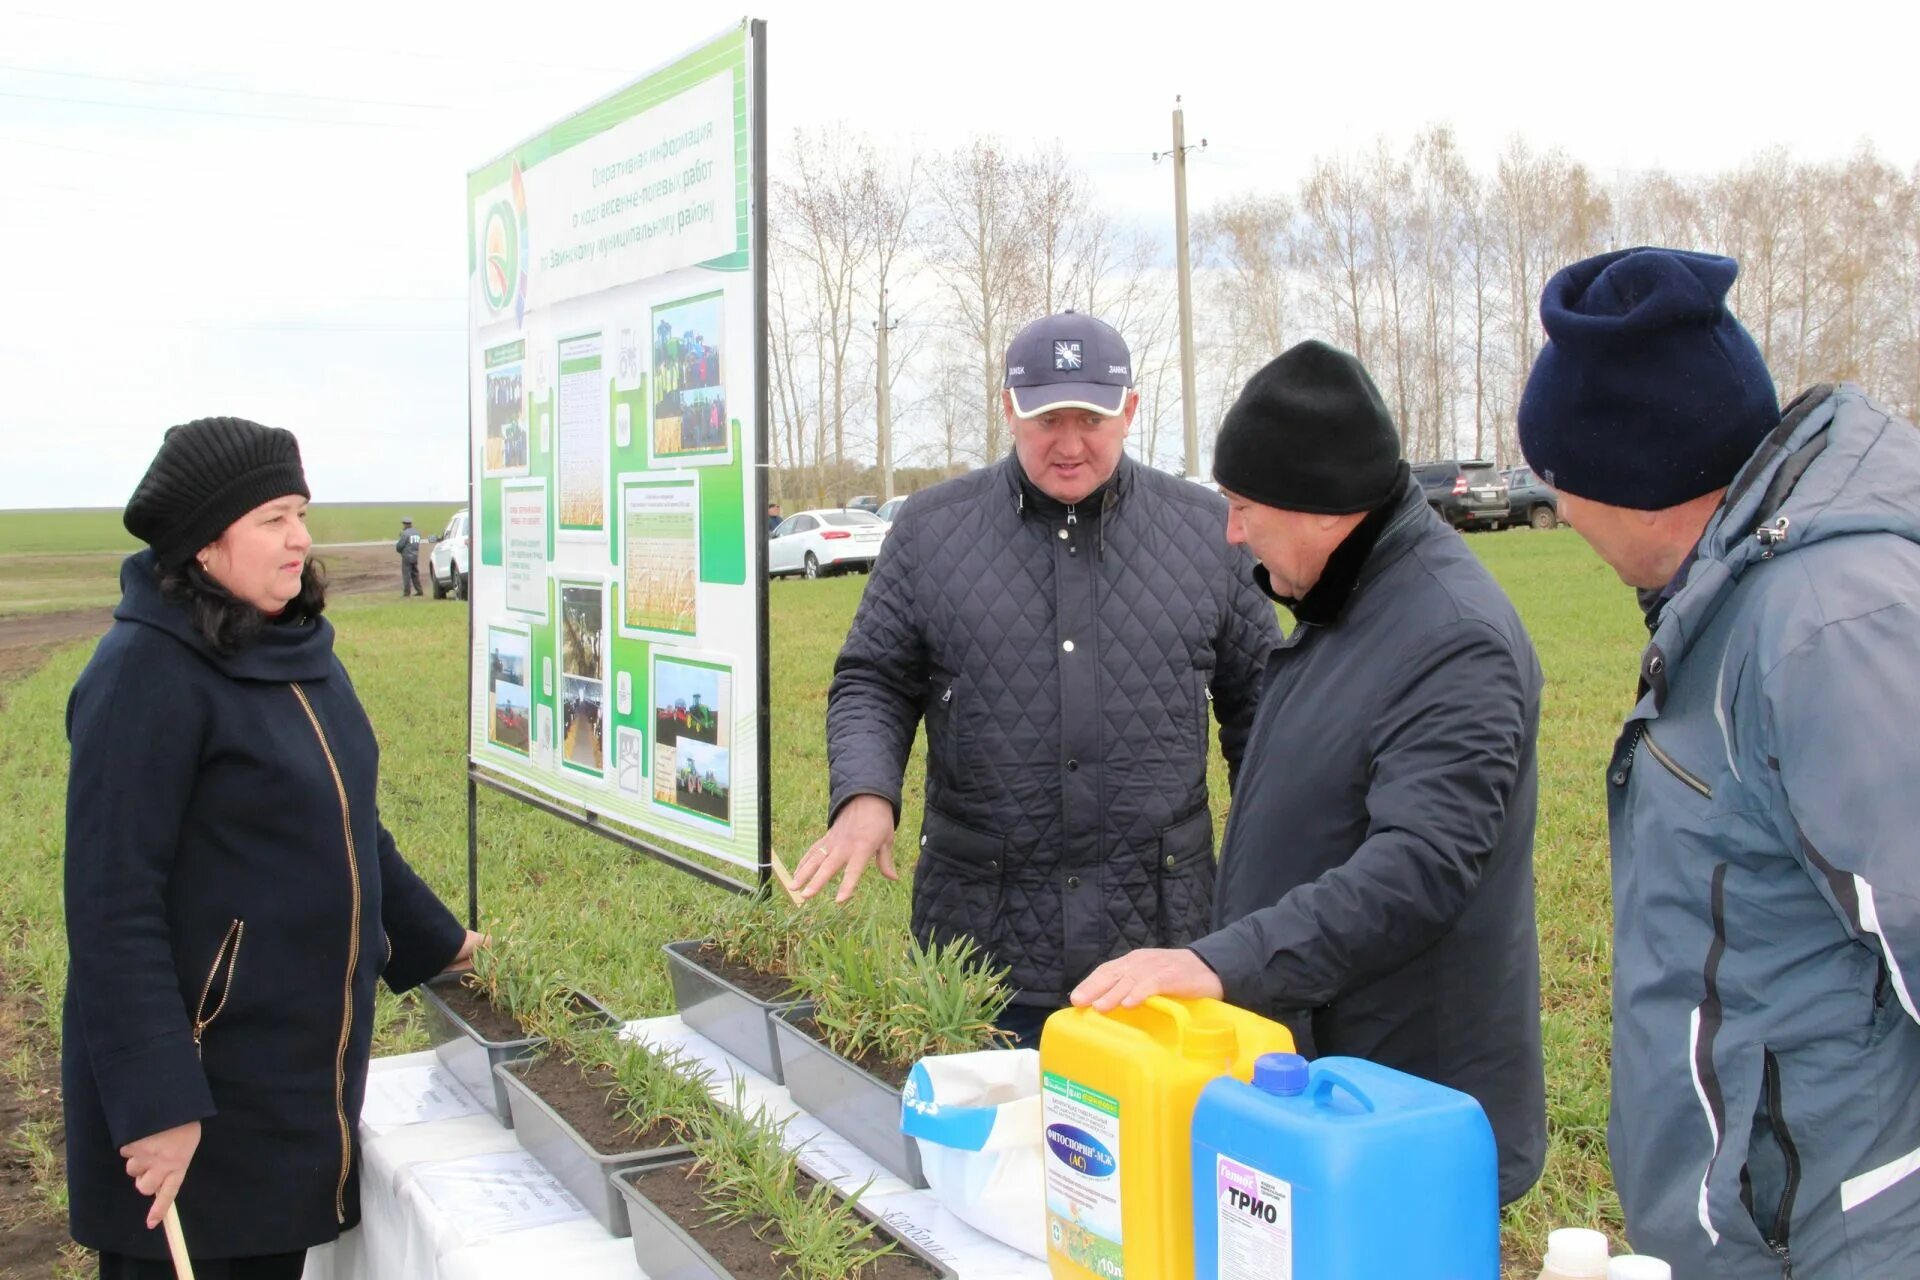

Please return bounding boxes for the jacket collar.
[1259,463,1418,626]
[114,549,338,683]
[1003,452,1135,521]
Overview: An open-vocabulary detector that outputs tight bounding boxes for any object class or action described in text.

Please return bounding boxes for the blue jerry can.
[1191,1053,1499,1279]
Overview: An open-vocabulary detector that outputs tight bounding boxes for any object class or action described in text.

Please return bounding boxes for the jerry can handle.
[1311,1066,1376,1115]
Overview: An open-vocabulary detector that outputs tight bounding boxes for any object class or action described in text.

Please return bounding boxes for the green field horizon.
[0,502,467,555]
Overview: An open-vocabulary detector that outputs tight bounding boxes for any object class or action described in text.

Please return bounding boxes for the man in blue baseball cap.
[794,310,1282,1046]
[1520,246,1920,1276]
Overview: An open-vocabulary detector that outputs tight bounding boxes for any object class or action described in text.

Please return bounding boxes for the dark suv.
[1503,466,1561,530]
[1412,460,1509,531]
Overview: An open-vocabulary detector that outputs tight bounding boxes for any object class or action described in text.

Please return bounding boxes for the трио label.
[1216,1153,1293,1280]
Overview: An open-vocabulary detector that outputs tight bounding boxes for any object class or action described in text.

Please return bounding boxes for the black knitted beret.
[124,417,310,569]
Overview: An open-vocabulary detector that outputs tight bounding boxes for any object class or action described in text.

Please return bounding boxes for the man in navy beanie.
[1076,339,1548,1205]
[1520,246,1920,1276]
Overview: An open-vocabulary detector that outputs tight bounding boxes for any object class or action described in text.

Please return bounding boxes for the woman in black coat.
[63,418,479,1279]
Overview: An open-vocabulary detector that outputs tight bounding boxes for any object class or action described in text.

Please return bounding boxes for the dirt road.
[0,544,427,697]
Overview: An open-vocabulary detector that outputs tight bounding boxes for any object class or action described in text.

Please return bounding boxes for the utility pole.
[875,289,899,500]
[1157,97,1206,480]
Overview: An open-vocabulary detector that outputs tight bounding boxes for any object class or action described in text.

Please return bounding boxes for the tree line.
[767,124,1920,508]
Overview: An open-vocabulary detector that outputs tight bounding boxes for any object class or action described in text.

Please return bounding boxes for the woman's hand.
[441,930,489,974]
[121,1120,201,1229]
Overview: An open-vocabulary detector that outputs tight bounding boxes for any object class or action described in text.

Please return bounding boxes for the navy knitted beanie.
[124,417,310,569]
[1518,247,1779,510]
[1213,340,1403,514]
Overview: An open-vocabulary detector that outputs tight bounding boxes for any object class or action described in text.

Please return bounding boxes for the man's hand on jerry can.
[1070,947,1224,1012]
[793,795,898,904]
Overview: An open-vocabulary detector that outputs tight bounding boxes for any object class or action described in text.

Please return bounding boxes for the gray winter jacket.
[827,454,1281,1005]
[1188,477,1546,1204]
[1607,385,1920,1278]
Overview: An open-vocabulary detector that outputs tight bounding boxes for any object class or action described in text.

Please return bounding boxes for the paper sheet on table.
[409,1151,588,1240]
[360,1066,485,1128]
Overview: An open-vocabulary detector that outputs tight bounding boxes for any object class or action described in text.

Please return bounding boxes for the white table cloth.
[300,1016,1050,1280]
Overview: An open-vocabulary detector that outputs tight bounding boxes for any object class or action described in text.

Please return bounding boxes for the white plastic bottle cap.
[1543,1227,1612,1277]
[1607,1258,1671,1280]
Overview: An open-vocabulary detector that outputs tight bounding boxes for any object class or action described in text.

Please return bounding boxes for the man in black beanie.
[1519,247,1920,1277]
[1075,339,1547,1206]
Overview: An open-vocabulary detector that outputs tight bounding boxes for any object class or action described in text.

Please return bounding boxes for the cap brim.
[1009,382,1128,419]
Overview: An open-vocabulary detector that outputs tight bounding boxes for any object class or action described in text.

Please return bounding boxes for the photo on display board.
[486,626,532,756]
[557,582,607,776]
[483,339,530,477]
[557,331,607,531]
[560,675,606,776]
[650,654,732,827]
[650,292,728,460]
[619,475,698,638]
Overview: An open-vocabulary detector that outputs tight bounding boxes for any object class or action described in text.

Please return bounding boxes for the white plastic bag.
[898,1047,1046,1259]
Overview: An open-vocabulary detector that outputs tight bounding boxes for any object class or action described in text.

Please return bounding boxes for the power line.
[0,62,453,111]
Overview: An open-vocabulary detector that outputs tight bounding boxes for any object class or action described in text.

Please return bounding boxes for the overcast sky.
[6,0,1917,509]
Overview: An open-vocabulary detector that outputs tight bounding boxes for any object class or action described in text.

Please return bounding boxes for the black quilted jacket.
[827,455,1281,1004]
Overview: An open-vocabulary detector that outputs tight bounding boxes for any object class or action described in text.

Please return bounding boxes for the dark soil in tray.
[788,1014,912,1090]
[432,977,529,1042]
[516,1052,681,1155]
[689,943,797,1003]
[432,978,602,1043]
[630,1161,941,1277]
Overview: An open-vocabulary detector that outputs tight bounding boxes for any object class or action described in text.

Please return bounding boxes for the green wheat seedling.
[464,939,580,1040]
[684,1082,900,1278]
[705,889,820,980]
[794,923,1015,1069]
[595,1032,716,1143]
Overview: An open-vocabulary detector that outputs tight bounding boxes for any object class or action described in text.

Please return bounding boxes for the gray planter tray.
[662,940,806,1084]
[612,1156,958,1279]
[770,1007,926,1189]
[494,1058,689,1237]
[417,975,617,1127]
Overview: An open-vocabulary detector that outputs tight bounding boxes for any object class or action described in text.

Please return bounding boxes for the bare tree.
[929,140,1034,464]
[1298,154,1372,360]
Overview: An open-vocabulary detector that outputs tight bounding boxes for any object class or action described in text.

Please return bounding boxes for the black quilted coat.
[827,455,1281,1005]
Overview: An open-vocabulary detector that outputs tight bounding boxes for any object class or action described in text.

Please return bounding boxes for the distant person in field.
[394,517,423,597]
[1072,340,1547,1204]
[795,310,1282,1048]
[62,416,481,1278]
[1518,246,1920,1277]
[766,501,781,535]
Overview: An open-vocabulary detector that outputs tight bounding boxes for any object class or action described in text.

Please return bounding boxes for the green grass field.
[0,504,466,617]
[0,528,1641,1271]
[0,503,465,556]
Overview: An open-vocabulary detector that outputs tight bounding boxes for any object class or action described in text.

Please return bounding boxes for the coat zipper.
[1641,728,1713,799]
[1761,1048,1801,1273]
[191,919,245,1047]
[291,683,362,1226]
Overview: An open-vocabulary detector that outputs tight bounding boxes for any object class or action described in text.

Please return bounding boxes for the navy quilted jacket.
[827,454,1281,1004]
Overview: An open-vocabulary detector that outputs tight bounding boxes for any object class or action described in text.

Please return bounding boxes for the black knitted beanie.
[124,417,310,569]
[1213,340,1402,514]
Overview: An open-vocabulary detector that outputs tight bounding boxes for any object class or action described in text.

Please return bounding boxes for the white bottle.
[1538,1227,1611,1279]
[1607,1258,1671,1280]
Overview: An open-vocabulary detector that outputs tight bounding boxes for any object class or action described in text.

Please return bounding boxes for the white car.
[430,509,470,600]
[768,508,887,579]
[874,495,908,525]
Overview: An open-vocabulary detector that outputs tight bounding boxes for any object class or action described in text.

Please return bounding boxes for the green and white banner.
[465,22,764,881]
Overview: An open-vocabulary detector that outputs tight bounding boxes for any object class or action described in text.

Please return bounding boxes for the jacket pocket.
[1155,807,1216,946]
[924,675,961,788]
[1742,1047,1801,1264]
[911,806,1007,950]
[192,918,245,1047]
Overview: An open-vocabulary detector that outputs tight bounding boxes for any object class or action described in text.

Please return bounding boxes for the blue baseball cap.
[1003,310,1133,419]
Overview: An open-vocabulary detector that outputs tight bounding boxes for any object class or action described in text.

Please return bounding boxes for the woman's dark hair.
[157,557,329,655]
